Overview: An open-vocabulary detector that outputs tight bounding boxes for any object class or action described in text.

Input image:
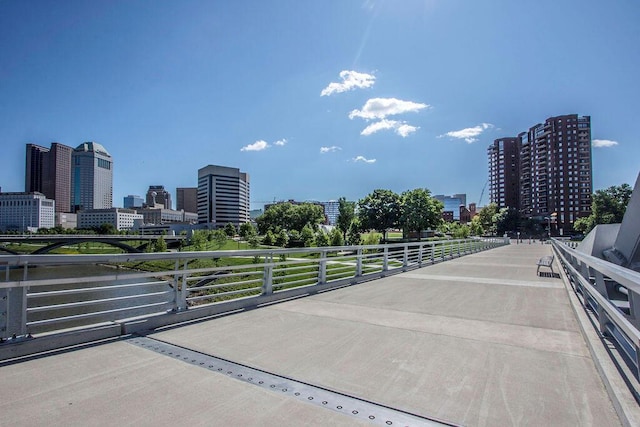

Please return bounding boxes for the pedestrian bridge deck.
[0,243,626,426]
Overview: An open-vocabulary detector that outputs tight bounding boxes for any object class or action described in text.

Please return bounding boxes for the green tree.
[256,203,295,234]
[469,216,483,236]
[247,233,260,249]
[477,203,499,235]
[97,223,117,235]
[275,229,289,247]
[224,222,237,237]
[290,203,325,232]
[315,230,329,247]
[494,207,520,236]
[300,224,315,247]
[288,229,302,247]
[575,184,632,234]
[347,219,362,245]
[255,202,325,235]
[190,230,207,251]
[336,197,355,241]
[400,188,443,240]
[330,227,344,246]
[212,229,228,249]
[357,189,402,242]
[262,230,276,246]
[154,235,167,252]
[239,222,256,239]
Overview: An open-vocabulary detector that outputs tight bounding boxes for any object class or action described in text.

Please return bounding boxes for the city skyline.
[1,1,638,209]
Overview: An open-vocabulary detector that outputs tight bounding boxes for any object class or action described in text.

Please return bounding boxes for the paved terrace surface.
[0,244,622,426]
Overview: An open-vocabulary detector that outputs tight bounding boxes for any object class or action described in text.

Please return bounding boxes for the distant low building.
[124,195,144,209]
[137,208,198,225]
[77,208,142,231]
[0,192,55,232]
[459,203,478,224]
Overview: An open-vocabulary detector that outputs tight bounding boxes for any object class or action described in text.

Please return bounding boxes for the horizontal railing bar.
[184,270,262,283]
[26,301,174,327]
[27,290,174,313]
[27,281,170,298]
[553,242,640,344]
[188,278,262,293]
[186,287,262,303]
[273,277,317,289]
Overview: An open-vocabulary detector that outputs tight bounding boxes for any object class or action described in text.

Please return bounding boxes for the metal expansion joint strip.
[127,336,456,427]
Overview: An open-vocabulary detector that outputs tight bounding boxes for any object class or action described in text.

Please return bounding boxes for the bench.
[536,255,555,276]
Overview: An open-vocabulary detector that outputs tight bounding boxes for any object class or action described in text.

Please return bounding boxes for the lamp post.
[547,216,551,239]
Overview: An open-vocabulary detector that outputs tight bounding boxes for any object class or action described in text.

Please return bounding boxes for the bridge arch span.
[31,239,143,254]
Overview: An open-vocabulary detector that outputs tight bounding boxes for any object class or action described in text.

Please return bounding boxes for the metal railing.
[0,238,507,343]
[552,238,640,379]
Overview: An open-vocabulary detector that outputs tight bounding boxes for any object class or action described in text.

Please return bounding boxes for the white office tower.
[72,142,113,212]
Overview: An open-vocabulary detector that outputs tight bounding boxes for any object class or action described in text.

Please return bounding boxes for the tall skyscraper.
[488,114,592,234]
[25,142,73,213]
[197,165,250,227]
[145,185,172,209]
[176,187,198,213]
[72,142,113,212]
[487,138,520,210]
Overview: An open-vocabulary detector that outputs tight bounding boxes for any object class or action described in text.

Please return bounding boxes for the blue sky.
[1,0,638,210]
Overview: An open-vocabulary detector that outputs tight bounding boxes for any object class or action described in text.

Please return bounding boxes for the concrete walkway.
[0,243,621,426]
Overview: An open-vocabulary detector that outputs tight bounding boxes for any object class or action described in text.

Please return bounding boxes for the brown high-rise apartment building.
[488,114,592,235]
[488,137,520,210]
[25,142,73,213]
[176,187,198,213]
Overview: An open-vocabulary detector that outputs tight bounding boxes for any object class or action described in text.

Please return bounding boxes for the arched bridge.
[0,234,186,254]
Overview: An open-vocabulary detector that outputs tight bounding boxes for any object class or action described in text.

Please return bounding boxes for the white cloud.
[349,97,429,120]
[353,155,376,163]
[361,119,398,135]
[320,146,341,153]
[592,139,618,148]
[241,138,288,152]
[396,123,418,137]
[321,70,376,96]
[440,123,494,143]
[360,119,419,137]
[241,140,269,152]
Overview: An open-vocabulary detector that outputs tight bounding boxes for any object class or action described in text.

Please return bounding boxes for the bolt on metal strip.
[127,336,457,427]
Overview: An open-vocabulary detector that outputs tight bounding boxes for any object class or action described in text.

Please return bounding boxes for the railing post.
[418,244,423,266]
[318,250,327,285]
[356,248,363,277]
[383,246,389,272]
[403,245,409,269]
[430,243,435,264]
[263,253,273,295]
[457,240,461,257]
[175,260,189,311]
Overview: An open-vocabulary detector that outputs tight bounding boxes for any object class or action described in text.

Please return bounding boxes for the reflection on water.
[7,264,174,334]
